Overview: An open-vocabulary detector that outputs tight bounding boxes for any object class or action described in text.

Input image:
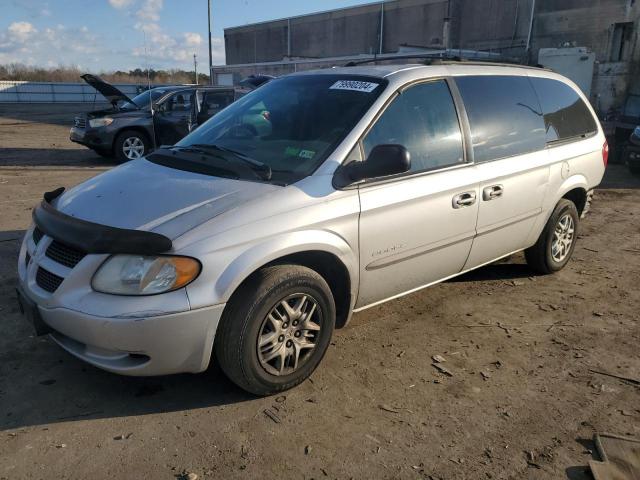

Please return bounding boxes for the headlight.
[92,255,201,295]
[88,117,114,128]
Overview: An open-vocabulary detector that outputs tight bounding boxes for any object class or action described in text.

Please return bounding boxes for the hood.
[84,107,145,119]
[239,74,275,90]
[54,159,281,240]
[81,74,135,107]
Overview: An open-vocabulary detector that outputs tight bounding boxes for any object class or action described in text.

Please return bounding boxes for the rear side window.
[455,75,546,162]
[203,91,234,112]
[363,80,464,172]
[529,77,598,143]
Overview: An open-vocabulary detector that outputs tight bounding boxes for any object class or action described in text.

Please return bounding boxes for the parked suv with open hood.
[19,64,606,395]
[70,74,254,162]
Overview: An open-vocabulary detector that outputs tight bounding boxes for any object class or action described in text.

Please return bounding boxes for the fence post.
[51,83,56,103]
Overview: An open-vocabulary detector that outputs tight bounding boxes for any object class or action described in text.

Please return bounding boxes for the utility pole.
[193,53,198,85]
[208,0,213,84]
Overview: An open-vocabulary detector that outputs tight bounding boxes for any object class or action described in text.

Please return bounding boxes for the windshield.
[121,88,168,110]
[161,75,387,184]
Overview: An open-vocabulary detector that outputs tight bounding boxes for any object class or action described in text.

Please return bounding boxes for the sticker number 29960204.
[329,80,379,93]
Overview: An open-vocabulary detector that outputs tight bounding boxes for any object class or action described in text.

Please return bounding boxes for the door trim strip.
[365,231,475,271]
[355,247,525,312]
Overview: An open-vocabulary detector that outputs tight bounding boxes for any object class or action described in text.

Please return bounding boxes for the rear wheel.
[114,130,150,162]
[525,199,579,274]
[214,265,335,396]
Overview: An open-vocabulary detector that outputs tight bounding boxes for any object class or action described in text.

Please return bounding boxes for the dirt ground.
[1,104,639,480]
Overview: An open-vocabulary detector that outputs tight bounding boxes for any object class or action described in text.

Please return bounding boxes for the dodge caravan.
[17,64,606,395]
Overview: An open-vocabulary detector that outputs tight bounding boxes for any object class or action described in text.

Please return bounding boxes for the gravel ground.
[1,104,639,480]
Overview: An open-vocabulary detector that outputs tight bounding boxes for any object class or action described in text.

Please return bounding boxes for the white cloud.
[137,0,163,22]
[108,0,133,8]
[0,6,225,72]
[0,22,101,70]
[184,32,202,47]
[8,21,38,42]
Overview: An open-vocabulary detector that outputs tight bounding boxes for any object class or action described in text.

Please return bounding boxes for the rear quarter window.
[455,75,546,163]
[528,77,598,143]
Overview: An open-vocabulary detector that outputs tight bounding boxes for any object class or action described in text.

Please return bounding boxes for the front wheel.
[215,265,335,396]
[525,199,579,274]
[114,130,150,162]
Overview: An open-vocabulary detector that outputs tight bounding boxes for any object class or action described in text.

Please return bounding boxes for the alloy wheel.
[122,136,145,159]
[257,293,322,376]
[551,213,574,262]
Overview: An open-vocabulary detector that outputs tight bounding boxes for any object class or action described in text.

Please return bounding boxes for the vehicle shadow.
[0,228,254,432]
[0,103,109,127]
[599,164,640,189]
[0,147,114,168]
[565,437,598,479]
[448,257,538,283]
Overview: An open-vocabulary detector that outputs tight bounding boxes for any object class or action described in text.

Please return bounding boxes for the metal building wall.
[219,0,640,113]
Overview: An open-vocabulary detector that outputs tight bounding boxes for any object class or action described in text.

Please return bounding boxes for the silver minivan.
[17,64,607,395]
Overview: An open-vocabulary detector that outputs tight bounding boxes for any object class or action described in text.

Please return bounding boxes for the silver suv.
[17,64,607,395]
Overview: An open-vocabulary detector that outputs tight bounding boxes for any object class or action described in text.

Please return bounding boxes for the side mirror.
[337,144,411,187]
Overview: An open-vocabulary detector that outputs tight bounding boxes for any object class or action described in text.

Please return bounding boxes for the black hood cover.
[81,74,135,106]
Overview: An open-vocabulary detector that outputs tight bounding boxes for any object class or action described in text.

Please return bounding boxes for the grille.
[36,267,64,293]
[45,240,86,269]
[74,116,86,128]
[32,227,44,245]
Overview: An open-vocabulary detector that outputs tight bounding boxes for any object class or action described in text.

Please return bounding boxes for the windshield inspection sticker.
[330,80,379,93]
[298,149,315,159]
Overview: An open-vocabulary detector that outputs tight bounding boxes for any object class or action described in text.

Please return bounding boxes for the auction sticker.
[330,80,379,93]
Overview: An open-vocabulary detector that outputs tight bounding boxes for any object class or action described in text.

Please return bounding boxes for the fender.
[213,229,359,305]
[525,173,589,246]
[549,173,589,221]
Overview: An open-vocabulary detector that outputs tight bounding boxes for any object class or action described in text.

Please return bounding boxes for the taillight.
[602,140,609,167]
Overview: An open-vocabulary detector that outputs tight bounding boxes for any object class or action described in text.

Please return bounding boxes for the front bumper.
[18,225,225,376]
[41,302,225,376]
[69,126,113,151]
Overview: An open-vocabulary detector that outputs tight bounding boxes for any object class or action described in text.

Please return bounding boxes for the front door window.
[362,80,465,173]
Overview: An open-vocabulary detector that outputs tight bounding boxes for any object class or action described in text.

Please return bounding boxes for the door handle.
[452,191,477,209]
[482,184,504,201]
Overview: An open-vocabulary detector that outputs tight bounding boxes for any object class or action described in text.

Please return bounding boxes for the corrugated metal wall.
[0,81,142,103]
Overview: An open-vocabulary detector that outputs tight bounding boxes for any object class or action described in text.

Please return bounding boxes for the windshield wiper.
[190,143,272,180]
[148,149,240,180]
[160,145,271,181]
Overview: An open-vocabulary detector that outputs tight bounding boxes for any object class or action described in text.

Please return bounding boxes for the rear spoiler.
[32,188,172,254]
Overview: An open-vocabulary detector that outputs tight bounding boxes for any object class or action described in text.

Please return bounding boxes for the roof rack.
[343,53,549,70]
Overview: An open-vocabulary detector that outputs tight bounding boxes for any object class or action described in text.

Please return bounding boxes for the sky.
[0,0,376,72]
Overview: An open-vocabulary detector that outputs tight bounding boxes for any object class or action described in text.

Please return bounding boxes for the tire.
[114,130,150,163]
[214,265,336,396]
[525,199,579,274]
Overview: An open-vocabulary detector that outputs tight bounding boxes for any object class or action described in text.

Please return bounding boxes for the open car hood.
[81,74,135,107]
[239,74,274,90]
